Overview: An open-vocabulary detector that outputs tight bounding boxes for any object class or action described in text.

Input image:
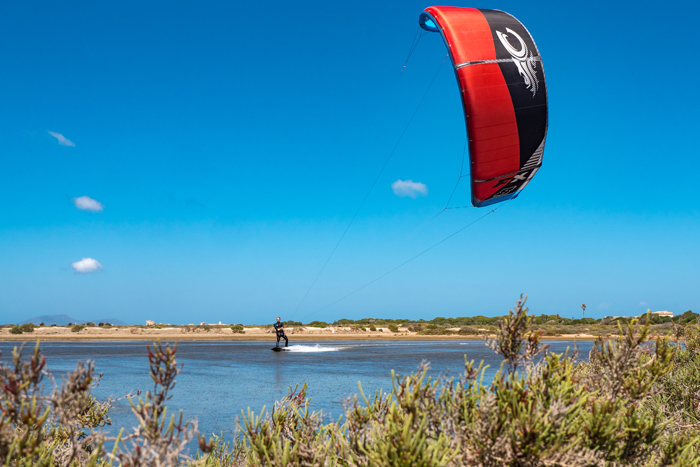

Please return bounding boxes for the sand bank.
[0,325,605,342]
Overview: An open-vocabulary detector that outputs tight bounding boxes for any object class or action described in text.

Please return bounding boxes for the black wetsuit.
[274,321,288,347]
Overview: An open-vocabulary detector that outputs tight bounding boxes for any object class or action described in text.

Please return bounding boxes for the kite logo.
[496,28,539,96]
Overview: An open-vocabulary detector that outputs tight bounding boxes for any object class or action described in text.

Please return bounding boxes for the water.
[0,339,592,440]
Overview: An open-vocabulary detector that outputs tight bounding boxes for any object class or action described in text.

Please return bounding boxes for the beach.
[0,324,606,341]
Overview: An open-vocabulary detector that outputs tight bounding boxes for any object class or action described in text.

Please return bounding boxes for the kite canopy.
[419,7,548,207]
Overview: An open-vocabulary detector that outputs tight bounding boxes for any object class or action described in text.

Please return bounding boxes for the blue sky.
[1,0,698,325]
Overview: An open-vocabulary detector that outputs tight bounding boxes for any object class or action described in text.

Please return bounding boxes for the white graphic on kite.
[496,28,539,96]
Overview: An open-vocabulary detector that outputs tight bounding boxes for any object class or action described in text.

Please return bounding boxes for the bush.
[98,322,105,327]
[388,324,400,333]
[369,324,377,331]
[675,310,700,324]
[0,342,112,466]
[71,324,85,332]
[333,319,355,325]
[307,321,327,328]
[39,322,45,327]
[9,326,23,334]
[86,322,96,327]
[20,323,35,333]
[231,324,245,334]
[417,328,454,336]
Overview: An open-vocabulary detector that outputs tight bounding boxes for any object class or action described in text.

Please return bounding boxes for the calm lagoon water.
[0,339,592,440]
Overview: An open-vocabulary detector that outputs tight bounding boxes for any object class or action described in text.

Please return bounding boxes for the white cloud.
[598,302,612,310]
[639,301,649,307]
[71,258,103,274]
[391,179,428,198]
[73,196,104,212]
[48,131,75,147]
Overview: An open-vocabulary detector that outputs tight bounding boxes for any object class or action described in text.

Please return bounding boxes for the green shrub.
[369,324,377,331]
[20,323,36,333]
[388,324,399,333]
[9,326,23,334]
[675,310,700,324]
[417,328,454,336]
[307,321,327,328]
[230,324,245,334]
[71,324,85,332]
[86,322,96,327]
[333,319,355,325]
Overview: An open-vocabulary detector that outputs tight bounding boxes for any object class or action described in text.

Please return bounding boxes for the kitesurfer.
[274,316,288,347]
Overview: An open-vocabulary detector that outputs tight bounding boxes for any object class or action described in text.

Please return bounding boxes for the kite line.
[289,54,449,320]
[299,200,510,320]
[401,27,429,75]
[428,134,473,222]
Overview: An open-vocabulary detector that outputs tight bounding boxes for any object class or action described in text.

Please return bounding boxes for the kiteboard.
[271,347,290,352]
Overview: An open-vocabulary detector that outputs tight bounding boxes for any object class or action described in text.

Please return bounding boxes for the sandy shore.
[0,325,605,342]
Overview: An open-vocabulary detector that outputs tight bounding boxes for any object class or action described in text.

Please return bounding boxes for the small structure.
[653,310,673,317]
[200,322,207,326]
[146,320,155,326]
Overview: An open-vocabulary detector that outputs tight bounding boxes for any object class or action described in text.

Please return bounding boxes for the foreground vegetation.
[3,296,700,466]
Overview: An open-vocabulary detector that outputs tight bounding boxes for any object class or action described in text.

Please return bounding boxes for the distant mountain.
[20,314,76,326]
[20,315,129,326]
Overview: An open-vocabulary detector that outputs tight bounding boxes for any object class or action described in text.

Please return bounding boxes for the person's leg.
[276,334,281,347]
[283,333,289,347]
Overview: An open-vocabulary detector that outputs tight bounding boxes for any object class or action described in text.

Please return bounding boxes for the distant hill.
[20,314,75,326]
[20,315,129,326]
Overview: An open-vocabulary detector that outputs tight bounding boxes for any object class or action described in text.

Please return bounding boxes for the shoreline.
[0,333,610,342]
[1,323,661,343]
